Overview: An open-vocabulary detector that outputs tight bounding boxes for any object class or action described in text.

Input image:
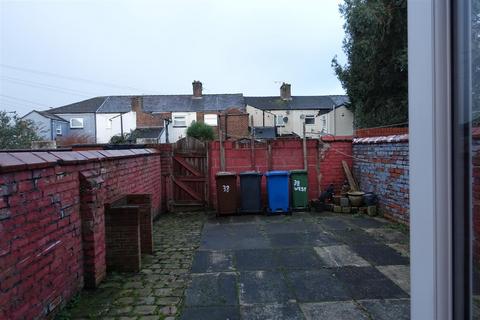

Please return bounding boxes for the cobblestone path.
[57,212,206,320]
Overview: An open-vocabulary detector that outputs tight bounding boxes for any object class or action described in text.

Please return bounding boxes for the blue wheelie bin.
[265,171,290,214]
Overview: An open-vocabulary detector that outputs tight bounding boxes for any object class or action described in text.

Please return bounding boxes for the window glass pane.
[472,1,480,316]
[173,116,186,127]
[276,115,284,126]
[70,118,84,128]
[454,1,480,317]
[305,115,315,125]
[204,114,218,126]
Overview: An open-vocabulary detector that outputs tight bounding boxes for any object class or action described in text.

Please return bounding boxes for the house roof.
[46,94,246,114]
[22,110,68,122]
[142,94,245,113]
[245,95,349,111]
[44,93,349,114]
[131,127,164,139]
[47,97,108,114]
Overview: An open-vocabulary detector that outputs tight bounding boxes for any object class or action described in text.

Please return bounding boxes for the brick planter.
[105,200,141,272]
[114,194,154,254]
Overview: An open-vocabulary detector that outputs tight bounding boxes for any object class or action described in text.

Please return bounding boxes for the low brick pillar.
[79,169,107,288]
[105,201,141,272]
[124,194,154,254]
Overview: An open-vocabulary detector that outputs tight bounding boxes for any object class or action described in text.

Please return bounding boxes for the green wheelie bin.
[290,169,309,210]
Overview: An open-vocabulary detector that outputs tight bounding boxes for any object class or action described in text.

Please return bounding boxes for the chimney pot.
[192,81,203,98]
[280,82,292,100]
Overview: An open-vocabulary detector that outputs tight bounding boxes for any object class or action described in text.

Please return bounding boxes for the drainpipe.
[120,113,124,137]
[332,104,336,136]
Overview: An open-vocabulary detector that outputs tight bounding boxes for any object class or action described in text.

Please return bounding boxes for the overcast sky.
[0,0,346,115]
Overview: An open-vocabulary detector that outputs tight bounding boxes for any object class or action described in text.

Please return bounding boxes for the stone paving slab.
[179,306,240,320]
[191,250,235,273]
[376,265,411,293]
[350,243,410,266]
[240,303,305,320]
[331,229,381,245]
[366,227,410,244]
[300,301,369,320]
[359,299,411,320]
[334,266,409,300]
[314,245,370,267]
[262,221,322,234]
[274,248,326,270]
[184,273,238,307]
[238,271,294,304]
[285,269,352,302]
[234,248,278,271]
[316,217,352,230]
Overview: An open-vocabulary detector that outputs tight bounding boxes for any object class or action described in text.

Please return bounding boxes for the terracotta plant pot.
[347,191,365,207]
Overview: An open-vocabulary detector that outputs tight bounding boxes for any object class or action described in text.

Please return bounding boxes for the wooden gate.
[171,137,208,211]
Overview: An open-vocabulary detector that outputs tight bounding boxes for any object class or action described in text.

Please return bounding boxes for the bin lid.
[216,171,236,176]
[265,170,289,176]
[290,169,307,174]
[239,171,262,176]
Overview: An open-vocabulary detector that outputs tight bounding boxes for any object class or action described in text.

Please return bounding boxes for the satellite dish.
[300,114,305,120]
[283,116,289,123]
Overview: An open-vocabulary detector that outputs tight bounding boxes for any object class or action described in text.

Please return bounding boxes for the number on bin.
[293,180,306,192]
[222,185,230,193]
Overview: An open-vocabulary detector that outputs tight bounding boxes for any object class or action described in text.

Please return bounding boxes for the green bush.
[0,111,40,149]
[186,121,215,141]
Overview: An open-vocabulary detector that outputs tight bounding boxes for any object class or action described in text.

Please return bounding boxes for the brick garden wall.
[0,149,161,320]
[355,127,408,138]
[352,135,409,224]
[208,137,353,209]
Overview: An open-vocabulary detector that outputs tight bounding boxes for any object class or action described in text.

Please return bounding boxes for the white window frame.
[173,115,187,128]
[56,124,62,135]
[204,114,218,126]
[70,118,84,129]
[275,115,285,127]
[304,115,315,125]
[409,1,452,319]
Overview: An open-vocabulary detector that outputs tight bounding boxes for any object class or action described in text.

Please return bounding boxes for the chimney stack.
[192,81,203,98]
[131,96,143,112]
[280,82,292,100]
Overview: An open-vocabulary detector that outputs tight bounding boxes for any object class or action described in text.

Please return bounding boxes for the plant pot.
[347,191,365,207]
[363,192,378,206]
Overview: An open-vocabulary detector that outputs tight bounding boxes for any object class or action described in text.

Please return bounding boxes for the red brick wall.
[208,137,353,208]
[355,127,408,138]
[197,110,250,140]
[0,149,161,319]
[132,96,168,128]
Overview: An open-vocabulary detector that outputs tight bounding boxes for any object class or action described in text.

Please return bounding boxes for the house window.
[56,124,62,135]
[204,114,218,126]
[305,115,315,125]
[70,118,84,129]
[275,115,285,127]
[322,116,326,127]
[173,115,187,127]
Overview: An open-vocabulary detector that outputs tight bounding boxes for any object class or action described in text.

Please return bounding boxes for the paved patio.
[58,211,410,320]
[181,212,410,320]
